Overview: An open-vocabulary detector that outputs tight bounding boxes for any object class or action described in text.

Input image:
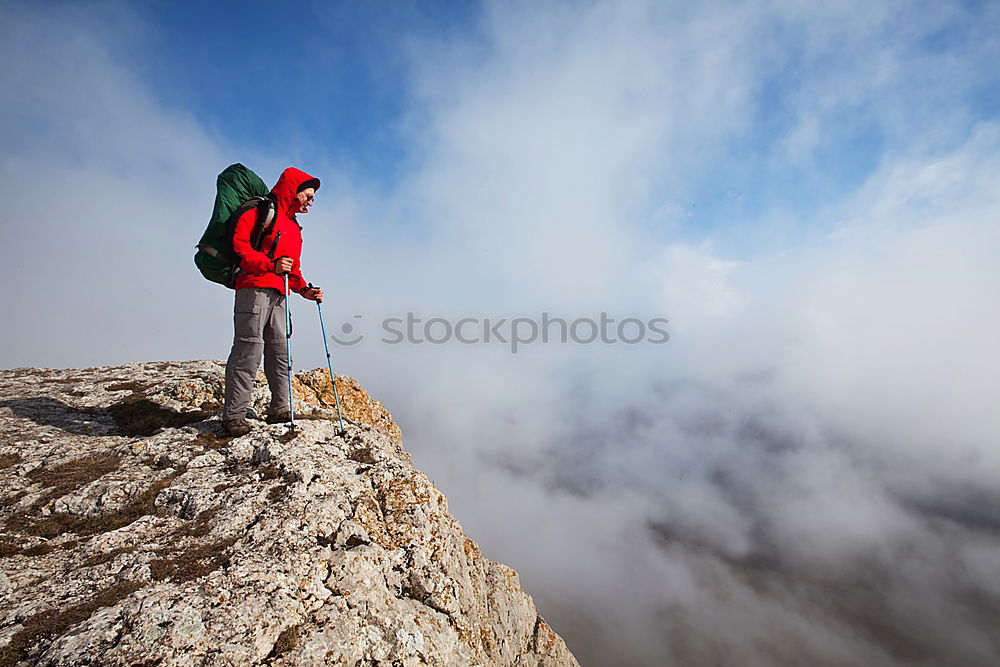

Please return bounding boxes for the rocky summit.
[0,360,578,666]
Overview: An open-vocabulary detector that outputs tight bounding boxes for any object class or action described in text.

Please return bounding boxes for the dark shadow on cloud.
[898,485,1000,537]
[492,382,1000,666]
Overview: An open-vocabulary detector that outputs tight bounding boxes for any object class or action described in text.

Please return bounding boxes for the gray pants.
[223,287,290,421]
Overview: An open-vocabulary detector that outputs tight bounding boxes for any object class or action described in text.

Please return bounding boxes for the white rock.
[0,360,579,666]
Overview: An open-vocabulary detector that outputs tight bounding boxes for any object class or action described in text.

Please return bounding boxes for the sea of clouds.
[2,2,999,664]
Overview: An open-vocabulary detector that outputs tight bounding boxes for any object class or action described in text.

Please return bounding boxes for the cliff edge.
[0,360,578,666]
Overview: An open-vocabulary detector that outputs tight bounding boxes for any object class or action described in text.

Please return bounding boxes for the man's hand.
[274,256,293,274]
[302,287,324,302]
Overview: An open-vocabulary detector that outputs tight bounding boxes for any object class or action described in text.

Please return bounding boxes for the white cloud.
[2,1,1000,664]
[369,3,1000,663]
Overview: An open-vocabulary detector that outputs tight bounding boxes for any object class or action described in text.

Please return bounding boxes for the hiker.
[222,167,324,436]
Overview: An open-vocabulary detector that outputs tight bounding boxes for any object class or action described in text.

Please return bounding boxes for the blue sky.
[12,0,996,255]
[133,1,480,189]
[42,0,996,253]
[2,1,1000,664]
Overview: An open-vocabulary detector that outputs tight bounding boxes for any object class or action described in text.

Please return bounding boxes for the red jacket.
[232,167,320,294]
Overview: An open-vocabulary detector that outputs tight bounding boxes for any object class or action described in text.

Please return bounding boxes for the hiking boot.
[245,408,261,421]
[265,410,292,424]
[223,418,251,436]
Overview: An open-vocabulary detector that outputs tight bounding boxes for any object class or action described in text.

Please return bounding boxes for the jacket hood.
[271,167,321,217]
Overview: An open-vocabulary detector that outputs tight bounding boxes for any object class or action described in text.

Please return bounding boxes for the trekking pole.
[310,282,345,432]
[283,271,295,429]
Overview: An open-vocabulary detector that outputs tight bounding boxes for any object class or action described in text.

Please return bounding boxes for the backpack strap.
[221,195,278,276]
[247,196,277,251]
[225,198,263,251]
[197,243,225,260]
[196,243,240,269]
[267,230,282,259]
[197,242,243,280]
[258,195,278,241]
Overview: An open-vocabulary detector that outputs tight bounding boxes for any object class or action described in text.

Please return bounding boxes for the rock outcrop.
[0,360,578,666]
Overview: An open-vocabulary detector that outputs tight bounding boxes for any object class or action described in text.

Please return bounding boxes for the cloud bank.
[2,1,999,665]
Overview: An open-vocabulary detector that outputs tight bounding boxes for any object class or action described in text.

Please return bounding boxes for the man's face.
[296,187,315,214]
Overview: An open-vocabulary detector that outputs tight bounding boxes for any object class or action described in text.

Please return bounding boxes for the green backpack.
[195,164,277,288]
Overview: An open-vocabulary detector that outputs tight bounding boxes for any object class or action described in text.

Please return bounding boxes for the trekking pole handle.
[274,255,292,275]
[308,282,323,304]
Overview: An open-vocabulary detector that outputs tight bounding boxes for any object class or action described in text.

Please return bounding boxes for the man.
[222,167,324,436]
